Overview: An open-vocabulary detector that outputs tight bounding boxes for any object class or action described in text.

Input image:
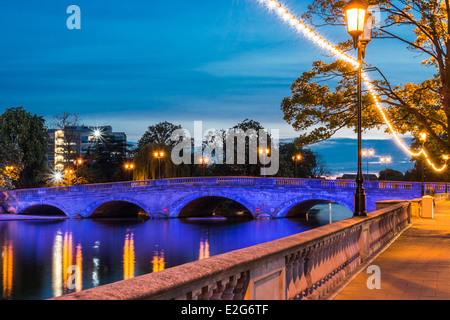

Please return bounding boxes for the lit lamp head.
[380,157,385,163]
[362,149,367,157]
[369,149,374,156]
[419,132,427,142]
[154,151,164,159]
[386,156,391,163]
[259,148,270,155]
[76,158,83,165]
[344,0,368,49]
[443,155,449,162]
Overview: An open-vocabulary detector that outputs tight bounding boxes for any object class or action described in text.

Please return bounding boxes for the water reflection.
[52,231,84,296]
[152,248,165,273]
[0,203,352,300]
[123,232,135,280]
[199,231,210,260]
[2,241,13,299]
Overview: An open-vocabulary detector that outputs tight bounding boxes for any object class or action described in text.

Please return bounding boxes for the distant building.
[47,126,126,171]
[338,174,378,181]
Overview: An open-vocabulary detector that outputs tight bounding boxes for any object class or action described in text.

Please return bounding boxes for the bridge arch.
[84,197,152,218]
[18,201,70,217]
[170,191,255,219]
[275,195,354,219]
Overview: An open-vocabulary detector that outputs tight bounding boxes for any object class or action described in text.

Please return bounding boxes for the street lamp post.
[154,152,165,180]
[74,158,83,186]
[380,156,391,181]
[292,154,302,178]
[64,168,74,186]
[259,148,270,178]
[419,132,427,197]
[443,155,449,194]
[344,0,373,216]
[124,163,134,181]
[199,157,209,176]
[362,149,374,180]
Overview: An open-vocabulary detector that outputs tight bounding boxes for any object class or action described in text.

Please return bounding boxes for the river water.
[0,204,352,300]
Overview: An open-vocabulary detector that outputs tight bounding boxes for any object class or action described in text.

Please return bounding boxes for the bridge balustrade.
[6,177,448,199]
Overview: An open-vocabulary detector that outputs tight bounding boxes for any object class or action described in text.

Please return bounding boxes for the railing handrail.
[6,176,448,195]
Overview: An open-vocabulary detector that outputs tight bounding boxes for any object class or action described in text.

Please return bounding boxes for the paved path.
[334,200,450,300]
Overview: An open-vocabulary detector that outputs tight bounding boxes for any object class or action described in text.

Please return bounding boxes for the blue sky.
[0,0,435,152]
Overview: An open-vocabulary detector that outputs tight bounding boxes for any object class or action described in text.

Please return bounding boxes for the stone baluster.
[211,280,228,300]
[197,285,214,300]
[293,249,308,299]
[221,276,238,300]
[233,272,249,300]
[285,253,296,300]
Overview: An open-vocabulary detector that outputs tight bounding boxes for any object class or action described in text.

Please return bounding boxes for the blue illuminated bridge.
[0,177,446,219]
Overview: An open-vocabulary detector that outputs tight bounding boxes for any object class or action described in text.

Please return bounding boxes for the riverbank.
[0,214,68,221]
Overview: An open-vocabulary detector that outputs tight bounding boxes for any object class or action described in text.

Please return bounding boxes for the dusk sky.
[0,0,435,145]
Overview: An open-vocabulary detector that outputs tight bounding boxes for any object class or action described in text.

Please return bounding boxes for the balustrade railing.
[275,178,309,187]
[53,202,411,301]
[7,177,448,196]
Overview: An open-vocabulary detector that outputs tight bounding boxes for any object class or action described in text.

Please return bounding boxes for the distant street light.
[362,149,374,179]
[344,0,373,217]
[154,152,165,180]
[124,163,135,181]
[259,148,270,178]
[199,157,209,176]
[53,171,63,186]
[380,156,391,181]
[292,154,302,178]
[64,168,74,186]
[419,132,427,197]
[74,158,83,186]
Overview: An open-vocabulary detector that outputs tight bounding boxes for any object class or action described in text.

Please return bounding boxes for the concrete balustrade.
[52,201,411,301]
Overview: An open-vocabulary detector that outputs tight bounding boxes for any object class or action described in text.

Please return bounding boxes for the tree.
[0,134,21,189]
[277,141,330,178]
[133,143,190,180]
[84,132,131,182]
[282,0,450,168]
[138,121,182,150]
[0,107,48,188]
[378,168,405,181]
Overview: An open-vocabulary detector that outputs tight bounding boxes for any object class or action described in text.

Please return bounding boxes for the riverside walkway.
[333,200,450,300]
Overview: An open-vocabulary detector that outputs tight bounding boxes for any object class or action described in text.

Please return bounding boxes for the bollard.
[421,195,434,219]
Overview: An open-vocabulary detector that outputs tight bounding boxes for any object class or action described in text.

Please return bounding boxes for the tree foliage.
[282,0,450,171]
[138,121,182,150]
[0,107,48,188]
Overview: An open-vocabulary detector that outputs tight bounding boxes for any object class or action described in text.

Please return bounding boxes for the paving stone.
[334,200,450,300]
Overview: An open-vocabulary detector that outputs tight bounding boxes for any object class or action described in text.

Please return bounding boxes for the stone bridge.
[0,177,446,219]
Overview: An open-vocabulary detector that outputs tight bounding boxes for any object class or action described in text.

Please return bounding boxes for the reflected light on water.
[123,232,135,280]
[152,249,165,273]
[52,231,84,296]
[52,231,63,297]
[62,232,73,291]
[75,244,83,292]
[2,241,13,299]
[199,233,210,260]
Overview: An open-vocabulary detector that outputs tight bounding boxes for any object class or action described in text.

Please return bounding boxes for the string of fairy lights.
[256,0,447,172]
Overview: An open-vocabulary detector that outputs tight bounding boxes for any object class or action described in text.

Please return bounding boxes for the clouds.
[0,0,434,147]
